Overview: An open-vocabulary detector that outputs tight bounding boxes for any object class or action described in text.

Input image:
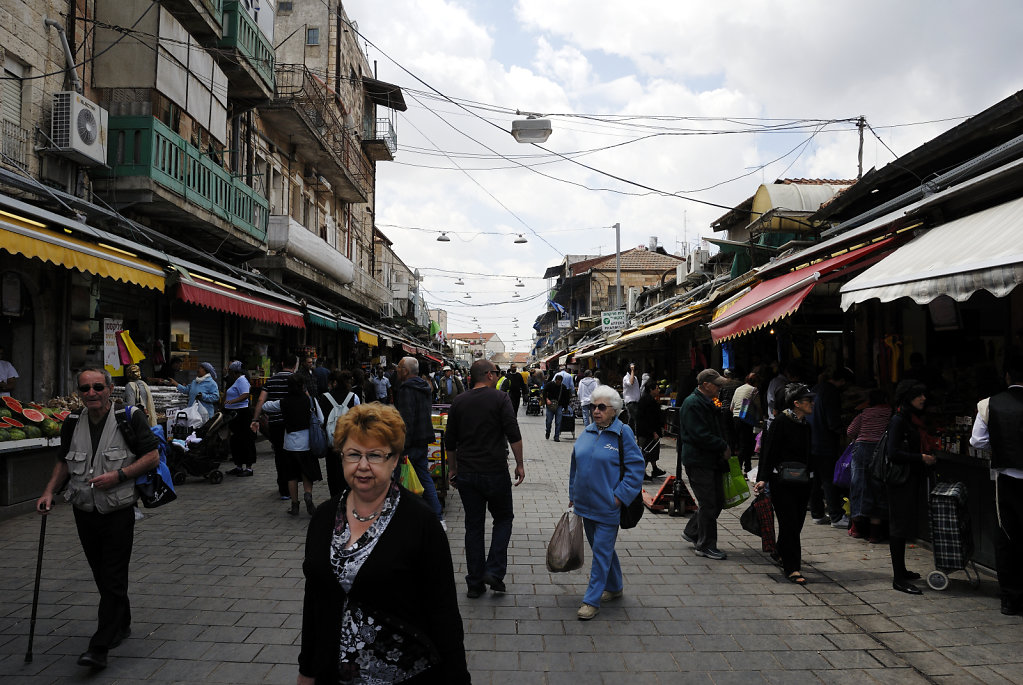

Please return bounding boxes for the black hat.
[784,383,815,408]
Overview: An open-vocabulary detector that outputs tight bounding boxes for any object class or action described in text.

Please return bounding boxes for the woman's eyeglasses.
[592,403,611,412]
[341,451,393,464]
[78,383,107,393]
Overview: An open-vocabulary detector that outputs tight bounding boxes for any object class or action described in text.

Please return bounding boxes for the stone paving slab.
[0,411,1020,684]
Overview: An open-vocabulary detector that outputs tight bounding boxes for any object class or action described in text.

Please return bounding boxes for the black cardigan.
[298,489,471,684]
[759,410,813,480]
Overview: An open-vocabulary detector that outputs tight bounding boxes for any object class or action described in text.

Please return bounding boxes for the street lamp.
[514,234,528,244]
[437,232,451,242]
[511,114,552,143]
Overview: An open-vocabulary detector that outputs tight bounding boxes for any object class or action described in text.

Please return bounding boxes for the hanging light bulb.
[514,234,527,244]
[455,277,464,285]
[513,291,521,298]
[437,232,451,242]
[515,278,525,287]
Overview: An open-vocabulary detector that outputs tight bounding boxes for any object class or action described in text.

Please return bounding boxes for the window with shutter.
[1,65,27,166]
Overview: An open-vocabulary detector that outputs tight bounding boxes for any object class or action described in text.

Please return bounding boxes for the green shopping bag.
[722,456,751,509]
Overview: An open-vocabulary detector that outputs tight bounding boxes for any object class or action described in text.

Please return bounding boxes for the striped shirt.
[847,405,892,443]
[261,371,292,424]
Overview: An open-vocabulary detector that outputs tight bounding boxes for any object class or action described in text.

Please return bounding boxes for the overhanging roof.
[841,195,1023,309]
[362,77,407,111]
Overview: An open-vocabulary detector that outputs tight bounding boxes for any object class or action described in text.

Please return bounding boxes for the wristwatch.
[117,468,127,483]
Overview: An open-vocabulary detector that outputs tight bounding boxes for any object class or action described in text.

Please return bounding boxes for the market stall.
[429,408,450,505]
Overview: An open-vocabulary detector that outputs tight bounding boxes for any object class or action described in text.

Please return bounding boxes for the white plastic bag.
[546,509,584,573]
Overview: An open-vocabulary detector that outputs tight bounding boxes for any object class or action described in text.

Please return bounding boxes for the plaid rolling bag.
[753,492,777,554]
[929,481,973,572]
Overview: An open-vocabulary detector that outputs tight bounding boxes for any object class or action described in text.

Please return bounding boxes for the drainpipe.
[44,18,82,94]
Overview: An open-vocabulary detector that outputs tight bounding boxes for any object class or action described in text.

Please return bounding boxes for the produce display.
[0,396,70,441]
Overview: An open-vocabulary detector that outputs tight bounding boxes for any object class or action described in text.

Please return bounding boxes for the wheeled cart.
[927,481,980,591]
[560,411,576,439]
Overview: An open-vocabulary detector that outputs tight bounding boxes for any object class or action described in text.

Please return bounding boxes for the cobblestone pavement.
[1,411,1021,684]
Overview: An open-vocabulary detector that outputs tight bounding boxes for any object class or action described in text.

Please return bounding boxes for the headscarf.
[228,360,244,373]
[200,361,217,381]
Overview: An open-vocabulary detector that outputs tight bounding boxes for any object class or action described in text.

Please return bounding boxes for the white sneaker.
[577,604,599,620]
[600,590,623,602]
[831,515,850,529]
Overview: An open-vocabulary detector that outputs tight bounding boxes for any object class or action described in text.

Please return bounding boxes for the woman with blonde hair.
[297,403,469,684]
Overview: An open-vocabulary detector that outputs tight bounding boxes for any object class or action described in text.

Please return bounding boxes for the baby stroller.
[525,386,543,416]
[167,410,230,485]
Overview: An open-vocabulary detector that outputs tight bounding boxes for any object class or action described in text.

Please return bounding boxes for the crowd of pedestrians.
[32,350,1023,677]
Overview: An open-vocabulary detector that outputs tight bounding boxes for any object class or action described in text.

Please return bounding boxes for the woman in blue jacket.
[176,361,220,420]
[569,385,645,620]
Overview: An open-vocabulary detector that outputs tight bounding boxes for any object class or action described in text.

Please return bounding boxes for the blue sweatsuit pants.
[582,517,623,607]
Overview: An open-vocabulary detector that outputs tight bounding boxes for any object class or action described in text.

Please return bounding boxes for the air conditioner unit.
[627,286,641,313]
[684,249,711,277]
[51,92,109,166]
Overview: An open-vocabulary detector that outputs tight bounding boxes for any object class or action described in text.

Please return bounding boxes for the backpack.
[323,391,355,442]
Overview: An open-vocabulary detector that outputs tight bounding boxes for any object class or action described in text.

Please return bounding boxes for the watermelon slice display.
[1,417,24,428]
[27,402,44,410]
[21,408,46,424]
[1,396,22,414]
[53,411,72,422]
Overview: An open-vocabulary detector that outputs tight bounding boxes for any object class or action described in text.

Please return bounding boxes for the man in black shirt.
[507,364,527,414]
[251,356,298,498]
[447,360,524,598]
[544,374,570,442]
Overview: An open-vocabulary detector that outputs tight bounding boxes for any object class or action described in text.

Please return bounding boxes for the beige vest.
[64,410,139,513]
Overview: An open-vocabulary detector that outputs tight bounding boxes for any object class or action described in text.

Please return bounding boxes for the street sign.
[602,309,627,332]
[557,318,571,329]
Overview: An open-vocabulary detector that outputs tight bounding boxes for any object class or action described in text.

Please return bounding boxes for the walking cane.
[25,513,46,663]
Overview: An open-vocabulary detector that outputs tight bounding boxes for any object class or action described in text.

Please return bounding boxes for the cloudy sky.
[343,0,1023,355]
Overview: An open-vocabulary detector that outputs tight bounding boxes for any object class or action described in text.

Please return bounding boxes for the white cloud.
[341,0,1023,352]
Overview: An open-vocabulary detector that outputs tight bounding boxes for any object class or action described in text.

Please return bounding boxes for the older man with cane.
[36,368,159,670]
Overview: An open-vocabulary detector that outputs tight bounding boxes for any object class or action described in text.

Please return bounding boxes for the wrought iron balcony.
[362,117,397,162]
[264,64,374,202]
[1,120,29,169]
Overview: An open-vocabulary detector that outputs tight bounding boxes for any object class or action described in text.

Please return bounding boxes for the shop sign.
[557,318,571,329]
[602,310,627,332]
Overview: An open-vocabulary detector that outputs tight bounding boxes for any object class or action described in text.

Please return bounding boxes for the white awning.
[840,196,1023,310]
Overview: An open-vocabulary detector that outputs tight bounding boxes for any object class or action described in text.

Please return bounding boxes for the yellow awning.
[357,330,379,346]
[0,215,165,291]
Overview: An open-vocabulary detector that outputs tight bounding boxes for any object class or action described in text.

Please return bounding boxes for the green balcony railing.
[219,0,275,94]
[103,116,268,242]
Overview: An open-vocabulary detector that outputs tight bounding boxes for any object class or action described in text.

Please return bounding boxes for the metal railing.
[103,115,269,241]
[273,64,374,197]
[349,263,392,307]
[220,1,275,93]
[369,117,397,155]
[2,120,29,168]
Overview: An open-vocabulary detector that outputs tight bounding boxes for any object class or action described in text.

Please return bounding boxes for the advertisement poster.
[103,318,124,377]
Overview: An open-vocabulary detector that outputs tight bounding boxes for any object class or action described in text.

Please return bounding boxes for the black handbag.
[870,427,910,486]
[778,461,810,484]
[617,432,644,529]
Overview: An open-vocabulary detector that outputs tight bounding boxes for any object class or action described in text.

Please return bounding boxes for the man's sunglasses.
[78,383,107,393]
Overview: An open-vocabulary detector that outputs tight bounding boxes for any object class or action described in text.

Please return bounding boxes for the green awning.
[337,319,359,333]
[307,311,338,330]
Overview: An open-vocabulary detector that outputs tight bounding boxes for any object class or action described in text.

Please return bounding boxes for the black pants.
[268,422,289,496]
[995,474,1023,605]
[770,479,811,575]
[733,417,754,473]
[74,506,134,652]
[228,407,256,467]
[683,465,724,551]
[810,450,845,521]
[510,393,521,414]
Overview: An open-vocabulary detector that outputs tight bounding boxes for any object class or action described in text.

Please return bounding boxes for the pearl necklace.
[350,500,385,522]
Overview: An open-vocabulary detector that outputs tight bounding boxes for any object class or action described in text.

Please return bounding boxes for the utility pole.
[614,222,622,309]
[857,116,866,179]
